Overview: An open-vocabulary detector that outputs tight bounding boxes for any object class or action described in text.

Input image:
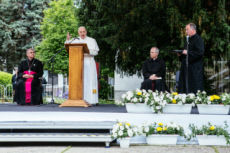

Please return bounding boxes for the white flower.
[150,100,154,105]
[202,91,206,94]
[120,126,124,130]
[113,133,117,138]
[145,97,149,104]
[148,90,153,93]
[222,96,226,101]
[139,98,142,102]
[142,133,146,137]
[118,130,123,136]
[178,101,182,105]
[144,127,149,132]
[127,96,131,101]
[156,106,161,109]
[133,98,138,102]
[154,97,160,102]
[125,125,130,129]
[121,94,126,99]
[128,131,133,137]
[207,101,211,105]
[133,127,138,133]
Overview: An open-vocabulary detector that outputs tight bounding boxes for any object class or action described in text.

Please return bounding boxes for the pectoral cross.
[28,69,31,74]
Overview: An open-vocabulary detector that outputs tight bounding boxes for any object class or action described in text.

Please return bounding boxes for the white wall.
[114,72,143,100]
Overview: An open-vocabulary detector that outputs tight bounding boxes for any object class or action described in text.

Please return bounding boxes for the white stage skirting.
[1,112,230,144]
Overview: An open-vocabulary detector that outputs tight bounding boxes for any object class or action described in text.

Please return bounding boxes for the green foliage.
[99,78,111,100]
[36,0,78,74]
[76,0,230,77]
[0,71,13,86]
[0,0,51,72]
[99,99,114,104]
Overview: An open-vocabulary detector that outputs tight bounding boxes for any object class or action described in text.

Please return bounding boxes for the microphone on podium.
[186,35,189,43]
[73,37,80,40]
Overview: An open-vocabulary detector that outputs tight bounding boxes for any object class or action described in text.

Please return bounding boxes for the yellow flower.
[126,123,130,126]
[158,122,163,126]
[163,127,167,131]
[119,123,122,126]
[213,95,220,100]
[157,127,163,132]
[172,92,178,95]
[210,126,215,130]
[210,96,214,101]
[137,92,142,96]
[172,99,177,103]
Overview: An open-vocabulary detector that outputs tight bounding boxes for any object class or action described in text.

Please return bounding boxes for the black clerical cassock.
[178,33,204,94]
[141,58,167,92]
[16,58,43,105]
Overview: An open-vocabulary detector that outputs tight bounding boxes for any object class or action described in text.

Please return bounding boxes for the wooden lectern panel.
[59,43,92,107]
[69,46,84,99]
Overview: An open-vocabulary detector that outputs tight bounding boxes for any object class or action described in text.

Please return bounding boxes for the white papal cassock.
[65,36,99,104]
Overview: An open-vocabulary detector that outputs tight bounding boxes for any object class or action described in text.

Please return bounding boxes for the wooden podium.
[59,43,92,107]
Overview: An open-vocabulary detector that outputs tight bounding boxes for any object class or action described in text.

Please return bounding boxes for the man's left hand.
[182,50,187,55]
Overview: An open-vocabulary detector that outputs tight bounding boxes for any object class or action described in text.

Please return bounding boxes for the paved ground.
[0,145,230,153]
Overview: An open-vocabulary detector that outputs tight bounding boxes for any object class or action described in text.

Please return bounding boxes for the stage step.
[0,121,116,147]
[0,133,114,147]
[0,121,116,129]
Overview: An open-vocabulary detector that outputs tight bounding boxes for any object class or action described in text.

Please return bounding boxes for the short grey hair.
[78,26,87,32]
[187,23,196,31]
[150,47,159,53]
[26,48,34,54]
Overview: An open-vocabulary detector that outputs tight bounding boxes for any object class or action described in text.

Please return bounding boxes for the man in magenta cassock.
[16,48,43,105]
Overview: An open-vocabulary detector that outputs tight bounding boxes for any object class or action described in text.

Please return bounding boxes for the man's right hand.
[149,74,156,80]
[67,32,72,41]
[177,53,182,56]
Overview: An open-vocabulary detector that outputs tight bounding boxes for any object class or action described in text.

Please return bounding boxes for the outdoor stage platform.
[0,103,230,146]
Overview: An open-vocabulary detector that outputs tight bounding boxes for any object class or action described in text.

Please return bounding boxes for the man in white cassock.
[65,27,99,104]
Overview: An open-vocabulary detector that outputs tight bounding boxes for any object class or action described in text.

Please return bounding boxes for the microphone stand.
[39,37,78,107]
[186,37,189,94]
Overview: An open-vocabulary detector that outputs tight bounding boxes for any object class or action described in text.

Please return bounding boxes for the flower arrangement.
[146,91,167,113]
[220,93,230,106]
[115,89,153,106]
[111,121,139,139]
[189,121,230,144]
[164,92,196,106]
[196,90,230,105]
[140,122,185,137]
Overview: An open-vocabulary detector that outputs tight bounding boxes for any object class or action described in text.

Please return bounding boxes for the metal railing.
[0,85,13,102]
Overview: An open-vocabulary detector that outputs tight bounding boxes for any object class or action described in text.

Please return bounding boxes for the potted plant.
[111,121,138,148]
[196,91,230,115]
[115,89,160,113]
[189,121,230,145]
[162,92,195,114]
[140,122,185,145]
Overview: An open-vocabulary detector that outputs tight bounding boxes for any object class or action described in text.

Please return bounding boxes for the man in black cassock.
[177,23,204,94]
[140,47,167,92]
[16,48,43,105]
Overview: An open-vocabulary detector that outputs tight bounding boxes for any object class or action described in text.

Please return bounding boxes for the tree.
[76,0,230,76]
[0,0,51,72]
[36,0,78,74]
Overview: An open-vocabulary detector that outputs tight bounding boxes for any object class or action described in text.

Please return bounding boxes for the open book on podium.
[59,43,91,107]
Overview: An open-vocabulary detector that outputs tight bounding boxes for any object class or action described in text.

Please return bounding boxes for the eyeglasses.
[29,52,35,54]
